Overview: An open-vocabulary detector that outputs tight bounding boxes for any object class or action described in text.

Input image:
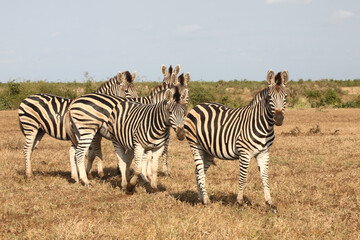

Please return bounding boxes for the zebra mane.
[248,87,269,106]
[168,65,173,75]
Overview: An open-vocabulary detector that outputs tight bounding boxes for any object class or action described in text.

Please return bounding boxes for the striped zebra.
[18,71,138,179]
[66,73,190,186]
[184,69,288,212]
[87,67,186,177]
[153,64,190,176]
[106,88,187,192]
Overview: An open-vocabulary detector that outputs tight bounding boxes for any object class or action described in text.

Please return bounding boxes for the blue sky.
[0,0,359,82]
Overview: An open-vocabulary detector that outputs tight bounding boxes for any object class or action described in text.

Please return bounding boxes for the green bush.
[318,89,342,106]
[336,95,360,108]
[189,83,215,107]
[1,78,360,110]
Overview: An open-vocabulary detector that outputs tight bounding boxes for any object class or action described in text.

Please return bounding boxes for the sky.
[0,0,359,83]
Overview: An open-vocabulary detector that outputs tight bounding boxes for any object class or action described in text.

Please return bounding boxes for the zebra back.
[19,93,73,140]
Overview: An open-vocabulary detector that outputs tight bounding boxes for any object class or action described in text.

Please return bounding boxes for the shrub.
[318,89,341,106]
[189,84,215,107]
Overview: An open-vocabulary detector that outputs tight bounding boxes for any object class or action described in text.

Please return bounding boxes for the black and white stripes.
[184,69,288,211]
[107,89,187,192]
[18,71,138,178]
[66,75,190,186]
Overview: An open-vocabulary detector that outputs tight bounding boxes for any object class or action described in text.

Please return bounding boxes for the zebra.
[106,88,187,192]
[66,73,190,186]
[152,64,190,176]
[87,66,186,177]
[184,69,288,212]
[18,71,138,179]
[114,64,182,177]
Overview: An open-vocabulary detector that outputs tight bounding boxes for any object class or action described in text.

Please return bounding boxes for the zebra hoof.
[202,195,210,205]
[237,197,251,207]
[87,173,93,180]
[266,201,278,213]
[126,184,135,194]
[84,182,92,188]
[125,190,134,195]
[148,187,159,194]
[25,173,33,178]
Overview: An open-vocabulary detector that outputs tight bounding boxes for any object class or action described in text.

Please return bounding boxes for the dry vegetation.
[0,108,359,239]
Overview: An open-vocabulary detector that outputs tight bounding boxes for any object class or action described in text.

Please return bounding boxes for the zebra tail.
[64,109,78,147]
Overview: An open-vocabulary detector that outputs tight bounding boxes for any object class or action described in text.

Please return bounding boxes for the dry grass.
[0,109,359,239]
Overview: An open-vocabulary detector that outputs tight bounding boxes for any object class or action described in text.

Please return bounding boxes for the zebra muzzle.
[274,110,284,126]
[176,127,186,141]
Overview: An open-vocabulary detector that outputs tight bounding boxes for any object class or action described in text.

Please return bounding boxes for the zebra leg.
[126,144,145,193]
[145,151,153,181]
[75,133,94,186]
[123,150,134,185]
[256,151,277,213]
[191,146,212,205]
[23,129,45,178]
[112,142,129,190]
[87,133,104,178]
[236,152,251,206]
[149,145,165,192]
[69,144,78,182]
[161,137,170,176]
[140,151,151,182]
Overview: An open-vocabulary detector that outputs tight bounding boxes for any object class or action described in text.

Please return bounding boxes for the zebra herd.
[18,65,288,212]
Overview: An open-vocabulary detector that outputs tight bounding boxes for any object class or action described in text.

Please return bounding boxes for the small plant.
[318,89,341,106]
[7,80,20,96]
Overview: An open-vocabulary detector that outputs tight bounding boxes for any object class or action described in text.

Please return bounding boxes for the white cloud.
[330,10,355,20]
[266,0,312,4]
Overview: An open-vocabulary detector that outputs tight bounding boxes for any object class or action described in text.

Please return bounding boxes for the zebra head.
[266,69,289,126]
[164,85,188,141]
[119,71,138,98]
[171,72,191,105]
[161,64,181,85]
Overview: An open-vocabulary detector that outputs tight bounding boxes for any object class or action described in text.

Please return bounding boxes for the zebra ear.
[281,70,289,85]
[161,64,167,76]
[174,64,181,76]
[165,89,173,101]
[131,71,137,83]
[267,69,275,85]
[184,72,191,86]
[117,71,121,83]
[171,73,178,85]
[178,73,185,85]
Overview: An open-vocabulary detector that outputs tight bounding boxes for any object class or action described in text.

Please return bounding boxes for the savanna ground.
[0,108,359,239]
